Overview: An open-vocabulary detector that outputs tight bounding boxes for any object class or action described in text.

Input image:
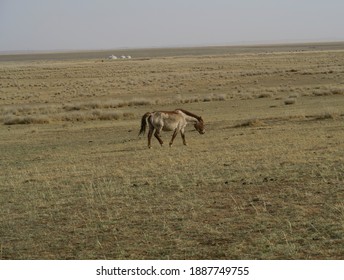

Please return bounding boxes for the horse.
[139,109,205,148]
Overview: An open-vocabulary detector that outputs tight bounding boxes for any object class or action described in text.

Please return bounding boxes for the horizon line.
[1,39,344,56]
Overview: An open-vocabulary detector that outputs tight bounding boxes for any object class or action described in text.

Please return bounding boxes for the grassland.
[0,43,344,259]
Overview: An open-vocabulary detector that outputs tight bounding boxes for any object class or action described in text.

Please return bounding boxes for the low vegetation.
[0,43,343,259]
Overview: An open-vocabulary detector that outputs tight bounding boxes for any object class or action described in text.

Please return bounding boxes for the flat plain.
[0,43,344,259]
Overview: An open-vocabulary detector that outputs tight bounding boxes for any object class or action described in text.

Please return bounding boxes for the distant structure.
[107,54,132,60]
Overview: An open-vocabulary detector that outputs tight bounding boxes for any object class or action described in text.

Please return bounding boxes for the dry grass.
[234,118,266,128]
[0,94,228,125]
[1,44,344,260]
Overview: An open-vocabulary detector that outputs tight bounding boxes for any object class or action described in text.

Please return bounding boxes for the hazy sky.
[1,0,344,52]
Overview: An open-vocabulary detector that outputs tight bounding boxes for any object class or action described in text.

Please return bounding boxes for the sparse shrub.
[239,92,254,100]
[4,115,50,125]
[313,112,339,120]
[128,98,154,106]
[202,96,212,102]
[63,103,83,111]
[313,89,331,96]
[122,112,135,119]
[311,86,344,96]
[331,88,344,95]
[288,93,299,98]
[180,95,200,104]
[58,111,88,122]
[284,98,296,105]
[98,111,122,120]
[234,118,266,128]
[211,93,227,101]
[257,93,272,98]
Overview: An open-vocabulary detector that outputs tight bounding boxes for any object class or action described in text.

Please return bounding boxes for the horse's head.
[194,117,205,134]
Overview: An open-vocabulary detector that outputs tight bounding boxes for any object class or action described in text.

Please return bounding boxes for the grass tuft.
[234,118,266,128]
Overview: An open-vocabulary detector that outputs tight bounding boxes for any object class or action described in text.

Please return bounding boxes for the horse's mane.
[175,109,202,121]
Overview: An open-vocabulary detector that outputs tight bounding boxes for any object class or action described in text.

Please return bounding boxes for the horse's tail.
[139,112,151,136]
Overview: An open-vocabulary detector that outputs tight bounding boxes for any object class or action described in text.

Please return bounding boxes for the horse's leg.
[147,128,154,148]
[154,129,164,146]
[180,130,187,146]
[169,129,178,147]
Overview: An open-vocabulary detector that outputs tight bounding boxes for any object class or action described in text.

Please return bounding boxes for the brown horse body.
[139,109,205,148]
